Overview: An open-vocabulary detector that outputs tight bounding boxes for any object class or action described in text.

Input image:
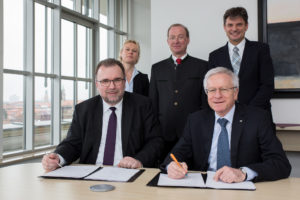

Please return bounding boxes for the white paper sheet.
[157,173,205,187]
[205,171,256,190]
[85,166,140,182]
[156,171,255,190]
[42,165,100,179]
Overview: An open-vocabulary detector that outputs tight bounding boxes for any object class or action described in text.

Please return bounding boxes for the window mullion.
[52,0,61,144]
[24,0,35,151]
[74,24,78,104]
[0,0,4,161]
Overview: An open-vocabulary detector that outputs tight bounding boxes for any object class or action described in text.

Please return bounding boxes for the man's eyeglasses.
[168,35,186,41]
[96,78,125,87]
[205,87,237,95]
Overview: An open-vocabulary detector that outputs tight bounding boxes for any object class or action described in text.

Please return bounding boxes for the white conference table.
[0,163,299,200]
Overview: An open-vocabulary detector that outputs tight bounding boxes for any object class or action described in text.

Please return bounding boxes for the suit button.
[174,90,178,94]
[174,102,178,106]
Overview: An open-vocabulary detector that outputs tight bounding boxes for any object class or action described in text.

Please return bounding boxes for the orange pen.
[170,153,187,174]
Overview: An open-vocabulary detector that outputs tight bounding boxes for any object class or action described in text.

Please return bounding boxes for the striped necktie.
[232,46,241,75]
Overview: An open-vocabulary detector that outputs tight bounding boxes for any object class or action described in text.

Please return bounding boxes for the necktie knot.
[176,58,182,65]
[110,107,116,112]
[217,118,228,128]
[233,46,239,53]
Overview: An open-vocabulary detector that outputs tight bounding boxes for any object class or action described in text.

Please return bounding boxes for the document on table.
[158,173,205,187]
[41,165,100,179]
[85,166,140,182]
[41,165,143,182]
[205,171,256,190]
[157,171,256,190]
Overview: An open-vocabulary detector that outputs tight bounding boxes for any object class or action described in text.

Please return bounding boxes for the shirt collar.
[214,105,235,124]
[228,38,246,52]
[171,53,188,64]
[102,97,123,112]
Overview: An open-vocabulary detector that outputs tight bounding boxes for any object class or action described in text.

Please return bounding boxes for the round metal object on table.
[90,184,115,192]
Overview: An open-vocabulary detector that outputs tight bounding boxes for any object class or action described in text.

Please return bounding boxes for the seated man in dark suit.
[42,58,163,172]
[162,67,291,183]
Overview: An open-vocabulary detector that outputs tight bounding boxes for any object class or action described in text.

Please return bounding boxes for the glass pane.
[99,27,108,61]
[77,25,87,78]
[35,3,46,73]
[62,0,74,10]
[82,0,94,17]
[61,80,74,140]
[3,74,24,153]
[115,34,126,59]
[3,0,24,70]
[61,20,74,76]
[115,0,127,32]
[77,81,91,104]
[99,0,108,25]
[34,77,52,147]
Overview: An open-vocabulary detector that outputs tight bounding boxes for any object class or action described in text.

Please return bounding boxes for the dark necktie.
[176,58,182,65]
[217,118,231,170]
[103,107,117,165]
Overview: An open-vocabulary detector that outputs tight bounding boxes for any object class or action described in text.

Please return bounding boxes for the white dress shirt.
[95,99,123,166]
[228,38,246,67]
[125,67,139,93]
[58,99,124,166]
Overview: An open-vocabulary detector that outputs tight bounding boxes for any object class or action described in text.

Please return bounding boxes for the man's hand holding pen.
[167,153,188,179]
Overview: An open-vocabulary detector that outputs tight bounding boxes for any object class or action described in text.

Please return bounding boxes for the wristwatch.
[240,167,248,181]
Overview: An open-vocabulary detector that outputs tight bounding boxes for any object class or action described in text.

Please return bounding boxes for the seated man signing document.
[162,67,291,183]
[42,58,163,172]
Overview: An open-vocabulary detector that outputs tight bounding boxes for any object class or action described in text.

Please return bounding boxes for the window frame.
[0,0,128,162]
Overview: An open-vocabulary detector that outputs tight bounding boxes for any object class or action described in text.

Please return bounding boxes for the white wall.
[151,0,258,64]
[128,0,151,75]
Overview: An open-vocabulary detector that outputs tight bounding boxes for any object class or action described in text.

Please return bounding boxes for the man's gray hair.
[203,67,239,90]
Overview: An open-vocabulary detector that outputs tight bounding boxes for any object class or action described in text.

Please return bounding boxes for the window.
[1,0,128,160]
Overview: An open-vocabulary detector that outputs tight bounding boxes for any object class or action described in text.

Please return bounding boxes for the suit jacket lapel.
[90,96,103,163]
[203,109,215,168]
[239,39,250,78]
[230,103,246,167]
[223,43,234,71]
[121,92,133,155]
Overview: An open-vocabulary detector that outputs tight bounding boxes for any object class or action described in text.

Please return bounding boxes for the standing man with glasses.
[149,23,208,162]
[162,67,290,183]
[208,7,274,120]
[42,58,163,172]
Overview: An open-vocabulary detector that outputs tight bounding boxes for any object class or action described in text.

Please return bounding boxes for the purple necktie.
[103,107,117,165]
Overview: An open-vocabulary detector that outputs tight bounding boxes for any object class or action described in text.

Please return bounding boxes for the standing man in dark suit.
[208,7,274,116]
[149,24,208,161]
[42,58,163,172]
[163,67,290,183]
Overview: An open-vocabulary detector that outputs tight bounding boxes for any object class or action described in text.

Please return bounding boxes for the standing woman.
[119,40,149,96]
